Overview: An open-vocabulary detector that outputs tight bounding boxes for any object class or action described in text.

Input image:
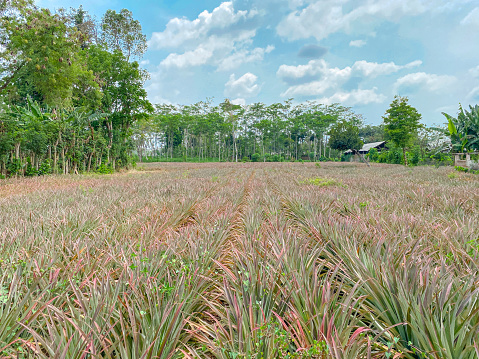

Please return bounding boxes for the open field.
[0,162,479,358]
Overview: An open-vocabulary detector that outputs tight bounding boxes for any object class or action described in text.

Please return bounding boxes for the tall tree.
[383,96,422,166]
[0,5,98,107]
[101,9,147,60]
[329,121,362,153]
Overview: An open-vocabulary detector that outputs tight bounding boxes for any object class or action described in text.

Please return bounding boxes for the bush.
[25,158,38,177]
[251,153,261,162]
[368,148,379,162]
[7,158,22,177]
[96,163,114,174]
[269,154,283,162]
[38,159,52,175]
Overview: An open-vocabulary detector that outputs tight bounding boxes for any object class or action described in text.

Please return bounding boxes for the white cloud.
[349,39,366,47]
[231,98,246,106]
[161,47,213,68]
[469,65,479,77]
[277,0,432,41]
[224,73,261,99]
[140,59,150,66]
[352,60,422,77]
[461,7,479,27]
[149,2,253,49]
[218,45,275,71]
[318,88,387,106]
[277,59,422,97]
[151,2,269,71]
[394,72,457,92]
[277,59,351,85]
[467,86,479,101]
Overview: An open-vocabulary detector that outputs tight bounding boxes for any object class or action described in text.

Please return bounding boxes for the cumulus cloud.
[353,60,422,77]
[394,72,457,92]
[349,39,366,47]
[277,0,432,41]
[318,88,387,106]
[151,2,272,71]
[231,98,246,106]
[218,45,275,71]
[461,7,479,27]
[161,47,214,68]
[149,2,254,49]
[224,73,261,99]
[469,65,479,77]
[467,86,479,101]
[277,59,422,96]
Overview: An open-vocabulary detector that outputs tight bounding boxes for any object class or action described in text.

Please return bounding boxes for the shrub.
[251,153,261,162]
[96,163,114,174]
[7,158,22,176]
[25,159,38,177]
[38,159,53,175]
[368,148,379,162]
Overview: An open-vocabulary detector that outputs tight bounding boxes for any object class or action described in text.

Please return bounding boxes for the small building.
[344,141,387,163]
[452,153,479,170]
[344,140,386,156]
[344,141,387,155]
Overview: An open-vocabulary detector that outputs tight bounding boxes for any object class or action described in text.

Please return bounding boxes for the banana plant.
[442,104,479,152]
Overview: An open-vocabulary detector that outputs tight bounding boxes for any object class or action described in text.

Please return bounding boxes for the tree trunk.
[403,147,408,166]
[353,149,370,167]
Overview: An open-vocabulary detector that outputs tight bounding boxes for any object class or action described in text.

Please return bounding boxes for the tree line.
[1,1,477,178]
[0,1,152,177]
[134,95,478,167]
[133,99,370,163]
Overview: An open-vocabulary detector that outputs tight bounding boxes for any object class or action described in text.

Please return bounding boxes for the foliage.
[135,101,363,163]
[442,104,479,152]
[101,8,147,60]
[328,121,362,152]
[251,153,261,162]
[299,176,345,187]
[383,96,422,165]
[0,4,150,177]
[0,5,99,107]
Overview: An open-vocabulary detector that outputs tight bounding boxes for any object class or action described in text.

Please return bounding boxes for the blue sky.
[37,0,479,125]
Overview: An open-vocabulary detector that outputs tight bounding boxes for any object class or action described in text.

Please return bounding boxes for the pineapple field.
[1,162,479,358]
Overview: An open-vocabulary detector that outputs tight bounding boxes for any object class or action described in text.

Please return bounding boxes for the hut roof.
[345,141,387,154]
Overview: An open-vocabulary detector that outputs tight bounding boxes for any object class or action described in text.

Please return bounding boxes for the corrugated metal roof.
[345,141,386,154]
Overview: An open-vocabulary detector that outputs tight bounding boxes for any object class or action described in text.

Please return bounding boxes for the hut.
[345,141,387,162]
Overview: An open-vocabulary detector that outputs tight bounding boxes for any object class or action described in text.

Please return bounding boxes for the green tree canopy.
[329,121,362,152]
[383,95,422,165]
[101,9,147,60]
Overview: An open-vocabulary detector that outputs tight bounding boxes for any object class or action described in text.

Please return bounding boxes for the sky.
[37,0,479,125]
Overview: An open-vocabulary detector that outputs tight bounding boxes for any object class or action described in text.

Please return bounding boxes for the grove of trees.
[0,1,152,177]
[1,1,478,178]
[133,100,365,163]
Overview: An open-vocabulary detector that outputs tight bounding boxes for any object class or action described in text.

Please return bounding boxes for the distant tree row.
[132,99,370,163]
[1,2,476,177]
[0,1,152,177]
[133,96,476,167]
